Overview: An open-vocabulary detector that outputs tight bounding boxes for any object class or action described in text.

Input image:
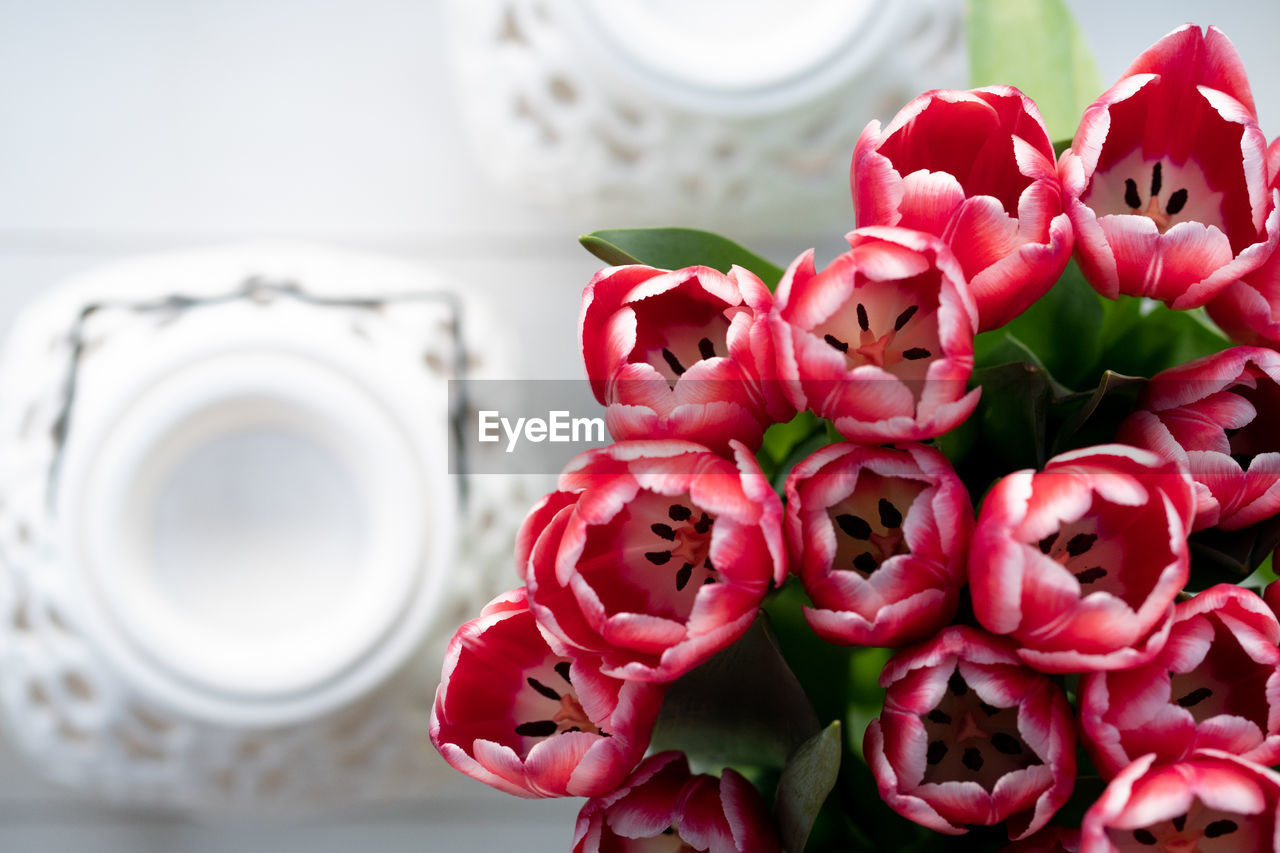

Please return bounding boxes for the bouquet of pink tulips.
[431,10,1280,852]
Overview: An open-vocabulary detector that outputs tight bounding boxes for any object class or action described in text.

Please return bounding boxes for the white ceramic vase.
[0,246,534,812]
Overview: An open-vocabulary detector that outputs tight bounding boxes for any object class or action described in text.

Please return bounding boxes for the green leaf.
[648,614,820,770]
[967,0,1103,142]
[1049,370,1147,454]
[989,259,1104,389]
[1094,299,1231,381]
[759,411,826,486]
[580,227,785,289]
[774,721,842,853]
[1187,516,1280,590]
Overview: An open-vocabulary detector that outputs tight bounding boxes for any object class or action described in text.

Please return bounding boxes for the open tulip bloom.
[432,14,1280,853]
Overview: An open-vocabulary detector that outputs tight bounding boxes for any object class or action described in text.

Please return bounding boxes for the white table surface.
[1,1,1277,849]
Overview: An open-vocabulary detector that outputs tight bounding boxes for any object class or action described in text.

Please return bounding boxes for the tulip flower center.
[1223,375,1280,468]
[1087,153,1221,236]
[817,276,943,390]
[513,659,604,742]
[921,668,1042,790]
[1108,802,1254,851]
[631,293,738,387]
[1166,615,1271,731]
[828,473,925,577]
[613,828,699,852]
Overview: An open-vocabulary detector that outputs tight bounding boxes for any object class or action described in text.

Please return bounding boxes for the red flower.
[1059,24,1278,308]
[520,440,786,682]
[968,444,1195,673]
[1116,346,1280,532]
[771,227,980,444]
[1080,751,1280,852]
[429,589,664,798]
[784,441,973,647]
[1079,585,1280,779]
[864,627,1076,841]
[572,752,781,853]
[579,264,792,454]
[1209,139,1280,347]
[852,87,1073,331]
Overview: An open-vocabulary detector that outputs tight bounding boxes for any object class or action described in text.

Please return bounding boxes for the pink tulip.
[520,440,786,682]
[865,627,1076,840]
[1116,346,1280,531]
[1210,139,1280,348]
[1079,584,1280,778]
[784,441,972,647]
[572,752,781,853]
[430,588,664,798]
[852,86,1073,331]
[969,444,1195,673]
[1060,24,1278,308]
[1080,751,1280,851]
[580,264,793,454]
[771,226,980,444]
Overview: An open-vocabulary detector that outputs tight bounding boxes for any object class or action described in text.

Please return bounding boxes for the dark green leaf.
[648,614,819,770]
[990,259,1104,389]
[1049,370,1146,454]
[1093,299,1231,382]
[775,721,842,853]
[1187,515,1280,591]
[764,582,854,734]
[967,0,1103,142]
[759,411,825,486]
[580,227,785,288]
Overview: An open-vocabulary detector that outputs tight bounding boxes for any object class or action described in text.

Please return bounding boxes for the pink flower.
[579,264,792,454]
[1209,139,1280,347]
[771,226,980,444]
[1079,584,1280,779]
[429,588,665,798]
[784,441,973,647]
[572,752,781,853]
[968,444,1196,673]
[1080,751,1280,851]
[1116,346,1280,532]
[1059,24,1278,308]
[852,87,1073,331]
[864,627,1076,841]
[520,440,786,682]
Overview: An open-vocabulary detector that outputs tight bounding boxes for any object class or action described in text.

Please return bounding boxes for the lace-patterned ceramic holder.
[0,246,533,812]
[443,0,966,229]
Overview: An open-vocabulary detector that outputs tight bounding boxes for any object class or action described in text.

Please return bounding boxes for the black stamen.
[948,671,967,696]
[651,523,676,541]
[669,504,692,522]
[661,348,686,376]
[1133,828,1158,845]
[894,305,919,331]
[1124,178,1142,209]
[694,513,712,534]
[698,337,716,360]
[853,552,879,573]
[878,499,903,529]
[1167,188,1188,215]
[1038,532,1058,554]
[527,677,560,701]
[962,747,984,772]
[991,733,1022,755]
[515,720,559,737]
[704,557,715,572]
[903,347,931,360]
[1075,567,1107,584]
[645,551,672,565]
[836,513,872,540]
[554,661,572,684]
[979,702,1000,716]
[1176,687,1213,708]
[1066,533,1097,557]
[1205,820,1238,838]
[927,710,952,725]
[564,726,580,733]
[1171,815,1187,832]
[675,562,694,591]
[662,827,676,836]
[1150,161,1163,197]
[825,333,849,353]
[703,576,715,584]
[856,303,870,332]
[927,740,948,765]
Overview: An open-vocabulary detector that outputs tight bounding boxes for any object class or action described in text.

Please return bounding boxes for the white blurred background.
[0,1,1278,850]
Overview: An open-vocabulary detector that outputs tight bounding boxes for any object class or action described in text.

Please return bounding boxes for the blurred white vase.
[0,246,533,812]
[442,0,966,230]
